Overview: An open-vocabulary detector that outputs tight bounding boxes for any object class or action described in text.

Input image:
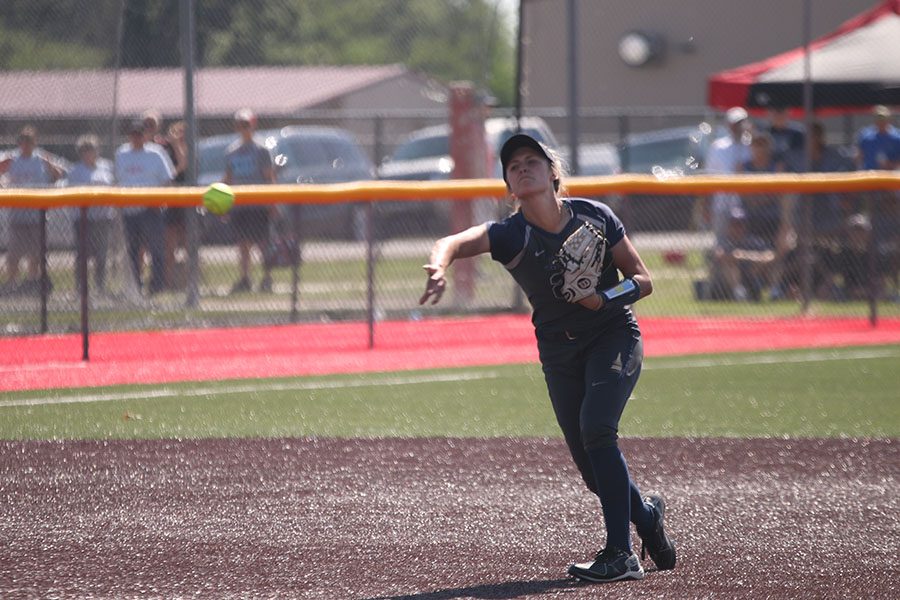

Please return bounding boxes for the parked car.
[618,123,713,177]
[198,125,375,241]
[377,117,560,235]
[379,116,559,181]
[562,142,621,176]
[615,123,715,231]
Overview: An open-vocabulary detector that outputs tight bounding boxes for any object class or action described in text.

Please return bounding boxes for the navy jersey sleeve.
[487,214,526,266]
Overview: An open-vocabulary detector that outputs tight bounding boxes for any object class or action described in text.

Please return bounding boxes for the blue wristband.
[599,278,641,308]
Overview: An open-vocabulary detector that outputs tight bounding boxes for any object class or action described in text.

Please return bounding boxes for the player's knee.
[581,422,619,450]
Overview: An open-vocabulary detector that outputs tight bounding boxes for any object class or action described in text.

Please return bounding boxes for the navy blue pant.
[537,320,653,551]
[124,209,165,294]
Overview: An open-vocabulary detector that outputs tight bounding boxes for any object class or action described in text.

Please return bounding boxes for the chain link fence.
[1,0,898,338]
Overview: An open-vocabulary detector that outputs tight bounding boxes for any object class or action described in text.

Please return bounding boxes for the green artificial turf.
[2,345,897,440]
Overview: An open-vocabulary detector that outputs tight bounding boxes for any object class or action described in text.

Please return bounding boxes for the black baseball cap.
[500,134,553,180]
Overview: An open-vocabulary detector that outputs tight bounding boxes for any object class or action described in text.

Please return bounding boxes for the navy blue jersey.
[488,198,635,333]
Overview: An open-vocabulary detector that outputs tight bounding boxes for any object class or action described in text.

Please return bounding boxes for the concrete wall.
[521,0,876,110]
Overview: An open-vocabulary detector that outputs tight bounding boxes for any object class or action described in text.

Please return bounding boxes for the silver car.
[198,125,375,241]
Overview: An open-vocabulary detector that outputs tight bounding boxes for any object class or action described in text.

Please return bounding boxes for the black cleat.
[568,546,644,583]
[639,493,677,570]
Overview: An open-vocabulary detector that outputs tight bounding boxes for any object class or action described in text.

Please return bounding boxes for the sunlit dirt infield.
[1,437,896,599]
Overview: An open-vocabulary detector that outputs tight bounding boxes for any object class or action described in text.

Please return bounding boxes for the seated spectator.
[783,122,856,299]
[707,207,775,302]
[739,133,795,298]
[68,134,115,293]
[834,213,873,301]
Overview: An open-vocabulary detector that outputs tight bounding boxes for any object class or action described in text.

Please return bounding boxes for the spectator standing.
[68,134,115,292]
[765,106,805,162]
[142,110,189,290]
[855,105,900,299]
[114,118,175,295]
[162,120,189,289]
[705,107,753,244]
[855,105,900,171]
[223,108,276,294]
[0,126,65,293]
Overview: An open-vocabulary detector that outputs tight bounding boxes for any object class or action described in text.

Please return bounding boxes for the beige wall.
[521,0,877,109]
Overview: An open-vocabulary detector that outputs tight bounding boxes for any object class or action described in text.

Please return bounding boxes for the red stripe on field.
[1,315,898,392]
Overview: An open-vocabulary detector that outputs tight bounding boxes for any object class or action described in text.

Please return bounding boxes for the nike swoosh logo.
[535,249,545,256]
[591,381,605,387]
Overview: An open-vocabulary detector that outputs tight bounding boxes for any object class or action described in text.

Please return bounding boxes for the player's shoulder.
[567,197,616,220]
[488,209,529,239]
[566,197,626,242]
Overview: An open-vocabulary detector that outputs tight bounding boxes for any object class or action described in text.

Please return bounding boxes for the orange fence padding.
[0,172,898,210]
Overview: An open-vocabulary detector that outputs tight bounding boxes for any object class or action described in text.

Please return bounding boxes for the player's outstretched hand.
[419,264,446,305]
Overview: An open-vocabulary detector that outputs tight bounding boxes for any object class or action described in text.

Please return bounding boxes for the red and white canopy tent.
[708,0,900,113]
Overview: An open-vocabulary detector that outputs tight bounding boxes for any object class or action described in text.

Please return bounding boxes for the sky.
[497,0,518,33]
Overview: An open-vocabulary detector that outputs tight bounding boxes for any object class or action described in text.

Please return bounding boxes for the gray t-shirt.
[225,139,274,185]
[6,151,60,224]
[225,139,275,214]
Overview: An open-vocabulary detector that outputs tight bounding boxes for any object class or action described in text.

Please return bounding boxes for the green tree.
[0,0,515,103]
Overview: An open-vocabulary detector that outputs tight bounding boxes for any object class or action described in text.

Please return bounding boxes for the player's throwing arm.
[419,223,490,305]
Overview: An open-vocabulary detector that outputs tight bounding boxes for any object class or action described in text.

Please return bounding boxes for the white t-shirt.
[706,135,751,174]
[706,135,752,243]
[114,145,175,215]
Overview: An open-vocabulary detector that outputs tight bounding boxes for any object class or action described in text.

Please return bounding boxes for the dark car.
[198,126,375,241]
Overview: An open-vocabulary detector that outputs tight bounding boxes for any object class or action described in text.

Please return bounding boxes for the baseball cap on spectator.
[725,107,749,125]
[234,108,257,126]
[76,134,99,151]
[872,105,891,119]
[141,109,162,128]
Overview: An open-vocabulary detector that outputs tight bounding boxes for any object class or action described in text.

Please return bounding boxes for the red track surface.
[1,315,899,392]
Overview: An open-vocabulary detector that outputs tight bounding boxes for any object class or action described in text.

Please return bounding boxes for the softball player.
[420,134,676,583]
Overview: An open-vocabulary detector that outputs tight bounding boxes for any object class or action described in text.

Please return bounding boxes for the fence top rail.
[0,171,898,209]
